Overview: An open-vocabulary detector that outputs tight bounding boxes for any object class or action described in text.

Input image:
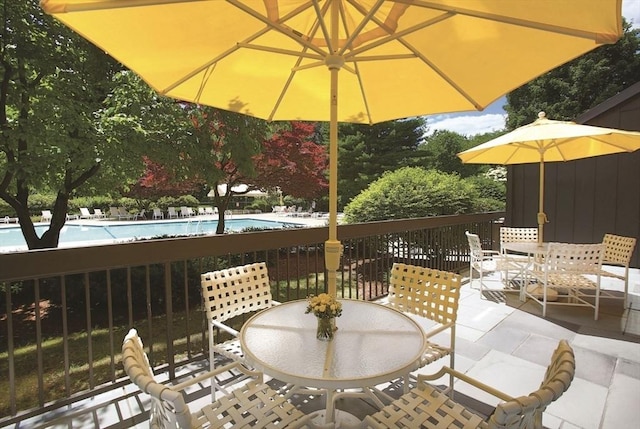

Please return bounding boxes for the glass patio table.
[239,299,425,427]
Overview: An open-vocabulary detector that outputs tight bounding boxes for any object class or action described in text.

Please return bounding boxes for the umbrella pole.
[537,157,547,245]
[324,2,342,298]
[325,65,341,297]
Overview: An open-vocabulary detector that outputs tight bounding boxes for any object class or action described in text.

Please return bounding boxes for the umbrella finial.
[538,111,546,119]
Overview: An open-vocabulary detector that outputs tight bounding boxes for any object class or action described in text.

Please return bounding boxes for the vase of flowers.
[305,293,342,341]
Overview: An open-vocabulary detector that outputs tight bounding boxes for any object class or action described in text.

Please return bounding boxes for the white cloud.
[426,113,507,137]
[623,0,640,28]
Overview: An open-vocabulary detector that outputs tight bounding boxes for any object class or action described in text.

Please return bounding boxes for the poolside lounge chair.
[152,208,164,220]
[79,207,94,219]
[40,210,52,222]
[117,207,133,220]
[205,206,216,215]
[198,207,206,216]
[93,208,106,219]
[167,207,179,219]
[134,209,146,220]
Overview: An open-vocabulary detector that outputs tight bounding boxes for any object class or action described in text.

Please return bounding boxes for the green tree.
[0,1,186,249]
[505,20,640,128]
[420,130,483,177]
[337,118,428,208]
[343,167,479,223]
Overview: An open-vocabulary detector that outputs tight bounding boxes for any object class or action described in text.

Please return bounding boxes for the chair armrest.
[422,320,454,339]
[417,366,514,403]
[212,320,240,337]
[172,361,263,392]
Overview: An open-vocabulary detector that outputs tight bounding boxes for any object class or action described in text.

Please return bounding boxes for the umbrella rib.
[228,0,327,57]
[397,0,619,42]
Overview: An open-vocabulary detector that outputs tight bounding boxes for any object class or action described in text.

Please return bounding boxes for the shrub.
[344,167,479,223]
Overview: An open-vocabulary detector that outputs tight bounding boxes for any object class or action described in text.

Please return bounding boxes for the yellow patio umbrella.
[458,112,640,243]
[40,0,623,295]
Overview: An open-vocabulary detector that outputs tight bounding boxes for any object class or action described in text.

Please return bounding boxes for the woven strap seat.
[364,340,575,429]
[600,234,637,306]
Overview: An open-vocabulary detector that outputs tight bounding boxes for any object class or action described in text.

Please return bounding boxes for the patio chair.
[109,207,120,219]
[200,262,279,399]
[40,210,52,222]
[198,207,206,216]
[205,206,215,215]
[466,231,515,296]
[600,233,637,307]
[385,263,461,392]
[363,339,575,429]
[527,242,606,320]
[167,207,179,219]
[122,328,310,429]
[499,227,539,281]
[79,207,94,219]
[152,208,164,220]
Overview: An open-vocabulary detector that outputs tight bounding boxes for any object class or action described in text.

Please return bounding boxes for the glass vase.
[316,316,335,341]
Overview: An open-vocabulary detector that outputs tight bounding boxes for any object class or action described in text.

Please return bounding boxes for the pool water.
[0,218,297,250]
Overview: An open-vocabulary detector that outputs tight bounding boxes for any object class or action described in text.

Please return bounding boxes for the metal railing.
[0,212,503,425]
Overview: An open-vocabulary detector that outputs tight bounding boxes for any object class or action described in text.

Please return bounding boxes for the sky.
[424,0,640,137]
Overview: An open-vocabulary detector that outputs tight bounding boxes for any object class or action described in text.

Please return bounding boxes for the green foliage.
[343,167,479,223]
[337,118,428,207]
[156,195,200,211]
[505,20,640,128]
[420,130,482,177]
[465,176,506,211]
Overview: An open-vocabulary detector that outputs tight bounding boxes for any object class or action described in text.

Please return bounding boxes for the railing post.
[165,262,175,380]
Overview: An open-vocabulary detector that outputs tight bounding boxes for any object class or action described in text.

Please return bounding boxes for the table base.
[310,409,361,429]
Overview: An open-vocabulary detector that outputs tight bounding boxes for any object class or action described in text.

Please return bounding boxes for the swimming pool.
[0,218,299,251]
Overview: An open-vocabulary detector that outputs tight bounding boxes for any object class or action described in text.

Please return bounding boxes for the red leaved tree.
[253,121,328,200]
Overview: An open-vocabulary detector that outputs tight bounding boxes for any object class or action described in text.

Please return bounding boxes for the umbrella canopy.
[41,0,623,295]
[458,112,640,243]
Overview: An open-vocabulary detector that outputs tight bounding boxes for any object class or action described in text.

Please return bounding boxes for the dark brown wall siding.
[506,88,640,267]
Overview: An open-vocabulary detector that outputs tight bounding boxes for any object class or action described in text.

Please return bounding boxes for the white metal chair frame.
[499,227,539,285]
[600,233,637,307]
[201,262,278,399]
[386,263,461,392]
[363,339,575,429]
[122,329,310,429]
[527,242,608,320]
[466,231,516,296]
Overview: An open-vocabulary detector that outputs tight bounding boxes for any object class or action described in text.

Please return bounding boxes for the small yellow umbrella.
[41,0,623,295]
[458,112,640,243]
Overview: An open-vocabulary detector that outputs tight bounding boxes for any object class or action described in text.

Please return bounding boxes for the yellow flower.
[305,293,342,319]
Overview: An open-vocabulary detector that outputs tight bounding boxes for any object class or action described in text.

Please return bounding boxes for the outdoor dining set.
[119,223,634,428]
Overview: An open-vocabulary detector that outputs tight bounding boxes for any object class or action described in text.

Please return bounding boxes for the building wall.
[506,87,640,267]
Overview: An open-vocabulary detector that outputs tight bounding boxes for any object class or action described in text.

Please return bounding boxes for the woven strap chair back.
[388,263,461,325]
[602,234,636,266]
[500,227,538,246]
[201,262,273,324]
[546,243,604,275]
[490,340,575,428]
